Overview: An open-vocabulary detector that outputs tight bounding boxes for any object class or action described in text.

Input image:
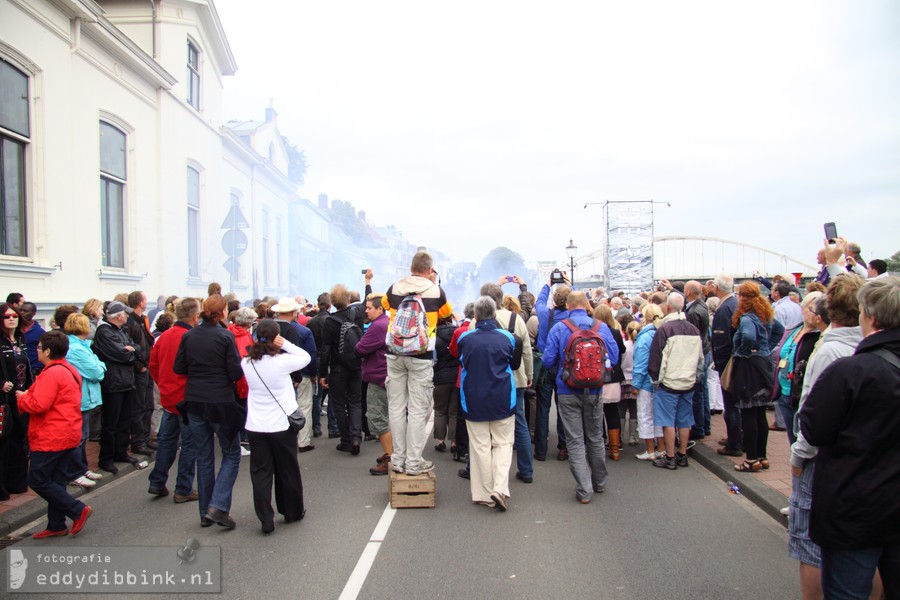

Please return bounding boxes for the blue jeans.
[188,414,241,516]
[776,393,797,446]
[67,410,92,480]
[534,367,566,459]
[513,389,533,477]
[821,545,899,600]
[29,448,86,532]
[691,353,711,436]
[149,410,196,495]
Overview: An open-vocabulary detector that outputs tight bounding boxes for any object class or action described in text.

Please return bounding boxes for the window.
[0,58,29,257]
[187,166,200,277]
[275,215,282,286]
[261,207,270,285]
[187,41,200,110]
[99,121,126,268]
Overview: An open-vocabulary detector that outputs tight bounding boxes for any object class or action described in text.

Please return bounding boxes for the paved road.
[2,431,798,599]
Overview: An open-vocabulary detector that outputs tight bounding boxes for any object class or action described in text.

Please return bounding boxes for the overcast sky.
[216,0,900,277]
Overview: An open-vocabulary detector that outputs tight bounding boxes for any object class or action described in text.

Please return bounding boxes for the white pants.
[637,388,663,440]
[295,378,314,448]
[707,368,724,411]
[466,416,514,504]
[387,355,434,471]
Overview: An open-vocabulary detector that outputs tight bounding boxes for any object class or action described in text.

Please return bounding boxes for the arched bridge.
[572,236,818,282]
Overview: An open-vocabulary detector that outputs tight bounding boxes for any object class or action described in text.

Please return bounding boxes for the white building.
[0,0,318,311]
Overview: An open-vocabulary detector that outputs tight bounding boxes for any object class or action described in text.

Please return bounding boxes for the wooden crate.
[389,470,436,509]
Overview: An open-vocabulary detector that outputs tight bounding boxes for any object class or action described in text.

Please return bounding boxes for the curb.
[0,459,152,538]
[691,442,789,525]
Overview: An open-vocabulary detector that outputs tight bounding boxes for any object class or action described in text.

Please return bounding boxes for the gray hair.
[858,276,900,331]
[667,292,685,312]
[479,283,503,305]
[610,297,623,309]
[714,274,734,293]
[463,302,475,320]
[233,306,257,327]
[473,296,497,321]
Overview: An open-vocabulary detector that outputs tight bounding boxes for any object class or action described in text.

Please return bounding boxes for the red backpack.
[560,318,608,388]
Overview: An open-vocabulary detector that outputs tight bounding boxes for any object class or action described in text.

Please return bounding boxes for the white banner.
[606,203,653,293]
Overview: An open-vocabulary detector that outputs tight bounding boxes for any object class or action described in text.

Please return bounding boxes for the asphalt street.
[2,426,798,600]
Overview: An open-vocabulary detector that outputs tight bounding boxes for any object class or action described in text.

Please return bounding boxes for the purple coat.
[356,312,388,386]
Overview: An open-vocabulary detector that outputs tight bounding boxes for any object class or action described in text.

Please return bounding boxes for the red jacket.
[227,323,253,399]
[17,359,82,452]
[149,322,190,413]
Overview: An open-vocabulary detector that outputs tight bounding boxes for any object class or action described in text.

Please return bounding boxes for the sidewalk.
[691,409,792,524]
[0,439,149,537]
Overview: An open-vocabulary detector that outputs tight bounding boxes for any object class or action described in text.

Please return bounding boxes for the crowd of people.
[1,238,897,599]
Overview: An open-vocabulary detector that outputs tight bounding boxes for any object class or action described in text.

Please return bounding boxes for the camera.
[506,275,515,283]
[360,269,368,275]
[550,269,566,285]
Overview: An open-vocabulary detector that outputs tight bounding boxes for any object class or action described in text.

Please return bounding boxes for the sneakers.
[676,452,689,468]
[173,490,199,504]
[71,476,97,488]
[391,463,405,474]
[652,454,678,470]
[635,451,656,461]
[240,446,251,456]
[405,461,434,476]
[457,468,470,480]
[85,470,104,481]
[71,505,92,536]
[780,506,790,516]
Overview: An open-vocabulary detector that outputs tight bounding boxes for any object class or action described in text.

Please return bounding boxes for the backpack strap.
[590,319,601,332]
[507,312,517,335]
[873,349,900,372]
[563,318,578,333]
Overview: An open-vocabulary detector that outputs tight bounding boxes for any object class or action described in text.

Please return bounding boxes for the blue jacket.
[457,319,516,422]
[66,334,106,411]
[542,309,620,396]
[732,313,785,357]
[631,323,658,392]
[534,284,571,353]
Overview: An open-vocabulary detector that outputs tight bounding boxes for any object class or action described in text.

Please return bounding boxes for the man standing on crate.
[457,296,521,511]
[382,251,453,476]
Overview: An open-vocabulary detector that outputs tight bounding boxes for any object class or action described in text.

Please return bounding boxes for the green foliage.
[479,247,526,283]
[886,250,900,273]
[281,136,307,185]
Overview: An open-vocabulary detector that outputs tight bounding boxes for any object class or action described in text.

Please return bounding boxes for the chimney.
[358,210,366,222]
[265,106,277,123]
[318,194,329,210]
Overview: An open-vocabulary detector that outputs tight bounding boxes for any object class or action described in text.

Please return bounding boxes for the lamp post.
[565,239,577,287]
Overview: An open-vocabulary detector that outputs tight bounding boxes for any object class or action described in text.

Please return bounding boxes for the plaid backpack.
[386,294,430,355]
[560,318,608,388]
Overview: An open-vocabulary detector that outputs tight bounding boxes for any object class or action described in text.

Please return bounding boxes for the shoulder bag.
[249,360,306,434]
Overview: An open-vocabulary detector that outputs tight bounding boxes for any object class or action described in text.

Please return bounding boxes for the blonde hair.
[641,303,663,326]
[592,303,619,330]
[626,320,642,341]
[82,298,103,318]
[64,313,91,336]
[502,295,522,315]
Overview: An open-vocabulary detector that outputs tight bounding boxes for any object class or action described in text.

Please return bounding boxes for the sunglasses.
[3,313,19,319]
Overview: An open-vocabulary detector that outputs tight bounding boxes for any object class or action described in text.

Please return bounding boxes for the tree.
[281,136,307,185]
[886,250,900,273]
[478,247,527,285]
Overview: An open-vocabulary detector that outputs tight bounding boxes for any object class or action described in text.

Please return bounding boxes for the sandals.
[735,460,762,472]
[759,458,770,470]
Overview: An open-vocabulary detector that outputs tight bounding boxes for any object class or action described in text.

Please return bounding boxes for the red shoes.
[33,528,68,539]
[71,505,93,536]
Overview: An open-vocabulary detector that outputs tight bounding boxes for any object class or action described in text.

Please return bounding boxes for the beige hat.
[271,297,300,314]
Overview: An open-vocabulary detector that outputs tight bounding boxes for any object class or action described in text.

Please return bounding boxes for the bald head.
[684,280,703,301]
[566,291,591,311]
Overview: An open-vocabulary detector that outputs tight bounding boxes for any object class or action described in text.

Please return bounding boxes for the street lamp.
[565,239,577,286]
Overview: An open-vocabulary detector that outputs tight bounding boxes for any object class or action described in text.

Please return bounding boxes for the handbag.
[250,360,306,434]
[719,357,735,392]
[0,401,7,439]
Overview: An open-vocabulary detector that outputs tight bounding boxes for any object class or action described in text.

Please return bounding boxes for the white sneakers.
[240,446,251,456]
[636,450,666,461]
[71,476,96,488]
[85,470,103,481]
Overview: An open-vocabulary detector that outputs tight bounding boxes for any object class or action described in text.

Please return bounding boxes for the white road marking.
[338,412,435,599]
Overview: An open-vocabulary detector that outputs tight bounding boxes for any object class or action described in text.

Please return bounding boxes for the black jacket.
[799,327,900,549]
[320,306,364,375]
[124,312,155,370]
[607,328,628,384]
[685,298,711,355]
[173,321,243,404]
[711,295,737,372]
[433,323,458,385]
[276,319,304,384]
[92,320,138,392]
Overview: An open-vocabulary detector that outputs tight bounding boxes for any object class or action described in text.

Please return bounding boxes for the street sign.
[222,229,248,256]
[221,204,250,229]
[223,257,240,274]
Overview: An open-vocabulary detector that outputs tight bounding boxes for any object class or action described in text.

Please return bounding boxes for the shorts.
[652,388,695,429]
[365,383,390,436]
[788,460,822,568]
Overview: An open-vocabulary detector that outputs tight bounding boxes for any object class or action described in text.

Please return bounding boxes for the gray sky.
[217,0,900,275]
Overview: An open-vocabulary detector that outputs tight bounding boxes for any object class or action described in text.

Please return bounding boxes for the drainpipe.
[148,0,158,58]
